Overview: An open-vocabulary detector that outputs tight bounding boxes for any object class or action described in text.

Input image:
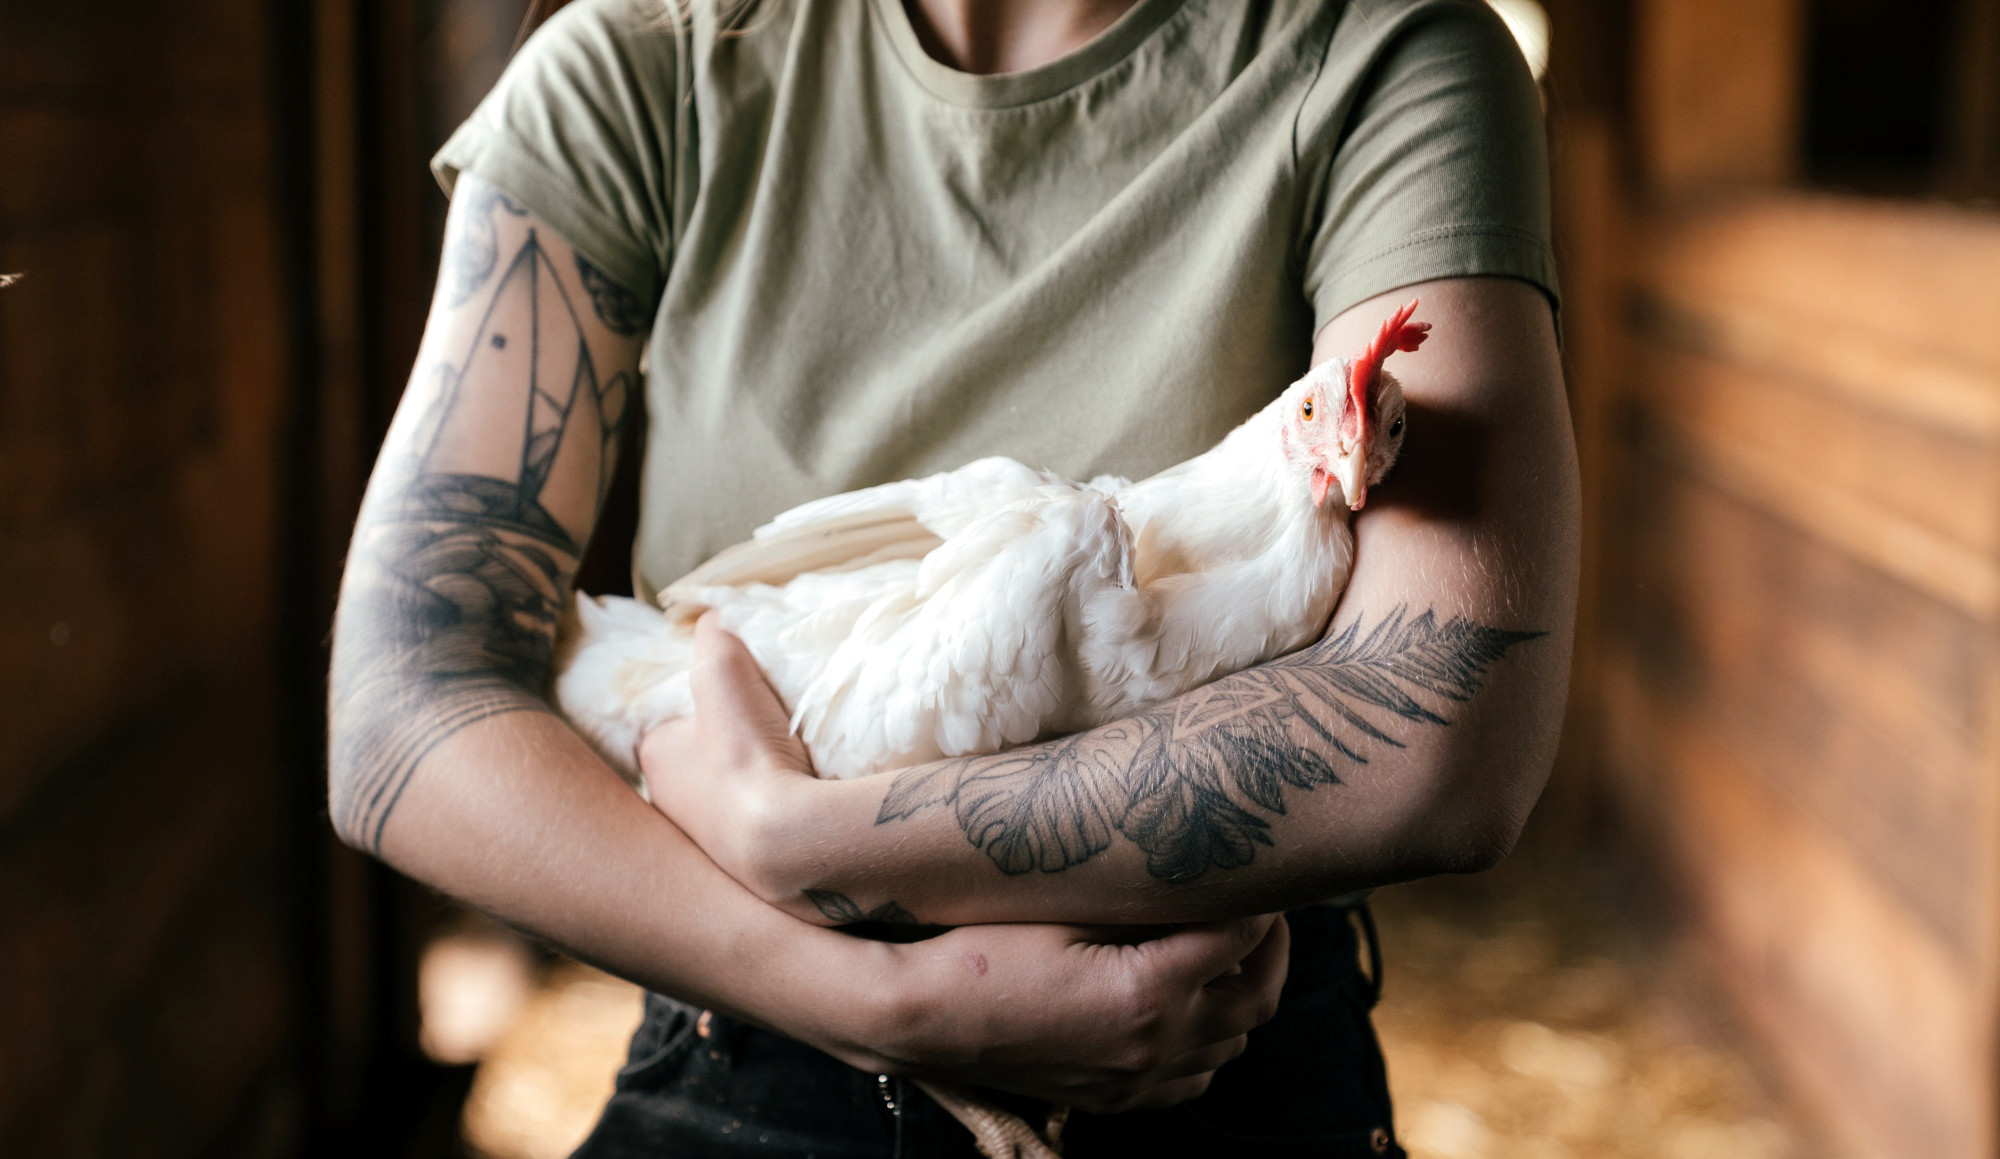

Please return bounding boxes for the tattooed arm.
[327,177,1289,1110]
[646,277,1580,927]
[330,175,644,852]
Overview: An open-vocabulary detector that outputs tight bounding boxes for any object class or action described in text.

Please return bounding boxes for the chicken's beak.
[1327,448,1368,511]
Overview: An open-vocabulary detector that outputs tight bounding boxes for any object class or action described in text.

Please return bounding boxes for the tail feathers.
[660,516,938,619]
[659,458,1059,616]
[553,593,696,787]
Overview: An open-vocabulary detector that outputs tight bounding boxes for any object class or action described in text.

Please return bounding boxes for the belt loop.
[1352,903,1384,1008]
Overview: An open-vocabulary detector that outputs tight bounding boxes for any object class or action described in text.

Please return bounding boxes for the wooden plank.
[1617,463,1990,956]
[1634,0,1801,188]
[1620,452,1987,755]
[1638,195,2000,373]
[1633,341,2000,554]
[1601,655,1992,1159]
[1633,292,2000,443]
[0,685,274,1131]
[307,0,382,1126]
[0,388,282,828]
[0,519,133,823]
[4,856,292,1154]
[1637,387,2000,621]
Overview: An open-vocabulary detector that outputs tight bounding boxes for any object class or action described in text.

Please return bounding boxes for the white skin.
[327,0,1577,1114]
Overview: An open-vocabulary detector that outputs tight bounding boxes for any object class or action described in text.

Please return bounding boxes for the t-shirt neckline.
[871,0,1190,108]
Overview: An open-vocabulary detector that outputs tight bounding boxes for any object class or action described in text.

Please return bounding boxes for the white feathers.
[554,376,1375,785]
[552,592,695,788]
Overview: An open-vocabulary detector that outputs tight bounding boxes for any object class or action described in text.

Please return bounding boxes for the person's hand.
[818,912,1291,1114]
[646,617,1291,1113]
[639,614,826,907]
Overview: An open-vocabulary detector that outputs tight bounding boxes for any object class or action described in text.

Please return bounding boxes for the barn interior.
[3,0,1998,1156]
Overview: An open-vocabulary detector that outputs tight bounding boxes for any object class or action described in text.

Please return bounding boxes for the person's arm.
[327,175,1288,1112]
[645,275,1578,927]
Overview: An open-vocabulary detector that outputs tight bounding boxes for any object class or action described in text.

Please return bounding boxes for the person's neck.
[903,0,1143,75]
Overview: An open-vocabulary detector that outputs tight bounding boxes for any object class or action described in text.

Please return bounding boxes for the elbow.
[1427,807,1527,876]
[1381,810,1523,881]
[1402,766,1544,878]
[325,711,396,855]
[329,819,375,857]
[324,758,377,854]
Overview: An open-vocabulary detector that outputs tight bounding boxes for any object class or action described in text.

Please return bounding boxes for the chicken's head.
[1280,299,1429,510]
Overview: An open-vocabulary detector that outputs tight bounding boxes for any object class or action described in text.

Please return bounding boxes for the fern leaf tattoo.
[878,607,1544,883]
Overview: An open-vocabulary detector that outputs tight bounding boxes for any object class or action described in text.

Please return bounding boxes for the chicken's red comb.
[1352,299,1432,447]
[1345,299,1430,431]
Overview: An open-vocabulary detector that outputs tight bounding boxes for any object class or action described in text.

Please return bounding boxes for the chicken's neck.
[1119,399,1343,590]
[1092,398,1352,701]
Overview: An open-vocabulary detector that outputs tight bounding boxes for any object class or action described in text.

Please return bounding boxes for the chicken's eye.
[1389,417,1405,437]
[1301,397,1314,421]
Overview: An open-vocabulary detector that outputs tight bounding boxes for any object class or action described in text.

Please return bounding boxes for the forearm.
[355,702,896,1053]
[741,598,1563,928]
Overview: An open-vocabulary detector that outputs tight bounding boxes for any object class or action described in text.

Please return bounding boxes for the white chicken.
[555,299,1427,791]
[552,300,1428,1159]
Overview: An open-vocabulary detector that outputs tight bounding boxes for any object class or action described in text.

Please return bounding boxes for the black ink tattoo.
[331,225,629,852]
[574,254,652,336]
[441,179,527,306]
[805,889,920,926]
[877,608,1544,884]
[803,889,943,943]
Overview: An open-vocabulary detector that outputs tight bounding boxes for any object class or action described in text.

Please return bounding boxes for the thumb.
[1138,915,1279,984]
[690,613,813,771]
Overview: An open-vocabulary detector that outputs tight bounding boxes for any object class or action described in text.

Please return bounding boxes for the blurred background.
[2,0,1997,1155]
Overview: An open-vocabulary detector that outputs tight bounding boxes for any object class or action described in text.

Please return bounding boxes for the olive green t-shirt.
[434,0,1556,597]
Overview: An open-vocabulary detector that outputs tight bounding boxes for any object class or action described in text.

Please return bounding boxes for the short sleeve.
[432,0,685,303]
[1299,0,1558,335]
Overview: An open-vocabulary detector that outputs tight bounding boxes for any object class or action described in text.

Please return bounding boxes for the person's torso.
[636,0,1348,594]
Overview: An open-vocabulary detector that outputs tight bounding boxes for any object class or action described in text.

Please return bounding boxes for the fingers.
[916,917,1281,1117]
[1107,1072,1217,1113]
[1138,914,1278,987]
[1156,1033,1251,1081]
[1214,911,1289,994]
[1184,916,1289,1046]
[1054,1034,1247,1115]
[688,613,812,771]
[1078,1020,1255,1113]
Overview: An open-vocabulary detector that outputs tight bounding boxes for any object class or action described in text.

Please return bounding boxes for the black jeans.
[572,905,1404,1158]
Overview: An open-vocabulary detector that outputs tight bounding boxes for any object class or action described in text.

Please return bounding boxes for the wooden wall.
[0,2,535,1154]
[1572,0,2000,1153]
[1597,196,2000,1159]
[0,3,301,1152]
